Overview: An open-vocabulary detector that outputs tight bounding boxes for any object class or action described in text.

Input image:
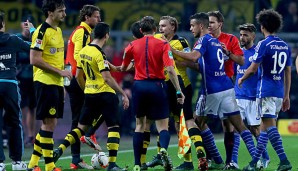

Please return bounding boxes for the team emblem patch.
[49,107,56,115]
[50,48,56,54]
[253,53,258,60]
[34,39,42,48]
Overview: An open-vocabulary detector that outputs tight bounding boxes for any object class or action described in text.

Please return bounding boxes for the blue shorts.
[132,80,169,120]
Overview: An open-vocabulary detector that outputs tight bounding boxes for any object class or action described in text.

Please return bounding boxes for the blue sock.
[267,126,287,161]
[252,131,268,164]
[240,130,255,158]
[159,130,170,149]
[201,128,223,164]
[133,132,144,165]
[256,134,270,160]
[232,133,240,163]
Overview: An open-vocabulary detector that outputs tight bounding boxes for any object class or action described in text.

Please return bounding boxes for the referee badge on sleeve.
[168,51,173,59]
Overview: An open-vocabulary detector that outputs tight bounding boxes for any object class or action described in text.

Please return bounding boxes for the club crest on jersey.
[50,48,56,54]
[49,107,56,115]
[35,39,42,48]
[168,51,173,59]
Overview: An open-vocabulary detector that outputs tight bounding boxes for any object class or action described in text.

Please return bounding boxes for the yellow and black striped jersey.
[170,34,191,87]
[31,22,64,86]
[77,44,115,94]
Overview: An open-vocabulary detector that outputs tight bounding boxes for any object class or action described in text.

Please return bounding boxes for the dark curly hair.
[256,9,283,33]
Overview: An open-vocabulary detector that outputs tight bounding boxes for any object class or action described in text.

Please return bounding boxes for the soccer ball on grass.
[91,152,109,169]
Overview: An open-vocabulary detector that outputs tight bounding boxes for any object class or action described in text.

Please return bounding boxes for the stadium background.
[1,0,298,139]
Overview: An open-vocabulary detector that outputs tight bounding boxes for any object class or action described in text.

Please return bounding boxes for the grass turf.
[3,135,298,170]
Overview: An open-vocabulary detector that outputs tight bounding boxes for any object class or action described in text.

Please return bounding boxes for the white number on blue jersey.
[271,51,287,74]
[216,49,224,70]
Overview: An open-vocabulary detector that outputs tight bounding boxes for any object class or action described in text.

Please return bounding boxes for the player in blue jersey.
[239,9,292,171]
[232,23,270,169]
[173,12,257,170]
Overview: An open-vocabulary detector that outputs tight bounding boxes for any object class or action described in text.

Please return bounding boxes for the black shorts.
[80,92,119,127]
[18,78,36,109]
[132,80,169,120]
[34,81,64,120]
[183,84,194,121]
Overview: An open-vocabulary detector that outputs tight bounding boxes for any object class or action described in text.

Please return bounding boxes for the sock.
[28,132,42,168]
[201,128,223,164]
[240,130,256,158]
[184,148,192,162]
[267,126,287,161]
[188,128,204,157]
[256,134,270,160]
[224,132,234,164]
[39,130,55,171]
[141,131,150,164]
[59,128,84,152]
[71,154,80,164]
[252,131,268,164]
[159,130,170,149]
[156,135,161,153]
[232,133,240,163]
[86,114,105,136]
[133,132,144,165]
[107,127,120,165]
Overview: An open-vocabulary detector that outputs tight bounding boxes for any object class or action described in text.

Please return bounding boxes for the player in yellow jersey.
[27,1,71,171]
[64,5,101,169]
[53,22,129,171]
[144,16,207,171]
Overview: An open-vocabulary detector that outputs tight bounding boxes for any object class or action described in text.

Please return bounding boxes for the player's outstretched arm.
[166,66,185,105]
[238,62,259,87]
[172,48,201,62]
[102,71,129,110]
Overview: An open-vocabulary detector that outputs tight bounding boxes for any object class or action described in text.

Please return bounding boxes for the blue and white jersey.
[253,35,291,98]
[235,45,257,100]
[194,34,233,95]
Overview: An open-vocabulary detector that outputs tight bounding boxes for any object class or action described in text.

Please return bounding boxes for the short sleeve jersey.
[31,22,64,86]
[122,36,174,80]
[218,32,244,78]
[194,34,233,95]
[253,35,292,98]
[234,45,258,100]
[170,34,191,87]
[77,44,115,94]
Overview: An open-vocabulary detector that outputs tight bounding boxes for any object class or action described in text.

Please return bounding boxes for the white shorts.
[195,89,239,119]
[256,97,283,118]
[236,99,261,126]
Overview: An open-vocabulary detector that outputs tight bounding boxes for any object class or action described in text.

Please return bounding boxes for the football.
[91,152,109,169]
